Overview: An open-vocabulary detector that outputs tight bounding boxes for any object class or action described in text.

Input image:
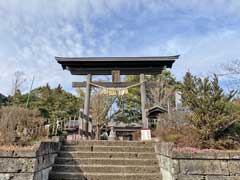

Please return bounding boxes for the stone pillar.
[88,119,92,140]
[140,74,148,128]
[96,123,100,140]
[83,74,92,139]
[108,126,116,141]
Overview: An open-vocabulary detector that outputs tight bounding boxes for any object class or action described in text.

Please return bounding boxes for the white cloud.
[0,0,240,95]
[137,28,240,80]
[169,30,240,78]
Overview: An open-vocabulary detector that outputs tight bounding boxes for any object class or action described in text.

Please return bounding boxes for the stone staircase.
[49,140,161,180]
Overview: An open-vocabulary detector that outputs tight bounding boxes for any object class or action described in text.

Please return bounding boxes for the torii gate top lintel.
[55,56,179,75]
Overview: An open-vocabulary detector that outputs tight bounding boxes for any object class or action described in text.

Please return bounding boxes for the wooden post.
[56,118,60,135]
[140,74,148,128]
[53,119,56,136]
[84,74,92,139]
[73,115,76,129]
[60,119,63,132]
[112,70,120,82]
[63,118,66,131]
[78,112,83,137]
[96,123,99,140]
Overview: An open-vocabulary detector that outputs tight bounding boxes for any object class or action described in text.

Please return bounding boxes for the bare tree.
[91,87,116,139]
[220,59,240,93]
[91,88,116,125]
[12,71,26,95]
[76,88,85,110]
[146,71,178,111]
[222,59,240,75]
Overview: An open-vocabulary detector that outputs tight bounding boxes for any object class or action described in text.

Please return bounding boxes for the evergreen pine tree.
[180,72,240,148]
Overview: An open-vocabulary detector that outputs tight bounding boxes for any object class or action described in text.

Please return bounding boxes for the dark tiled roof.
[147,105,168,118]
[56,56,179,75]
[0,93,6,99]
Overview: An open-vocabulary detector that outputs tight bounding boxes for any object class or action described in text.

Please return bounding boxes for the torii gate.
[56,56,178,138]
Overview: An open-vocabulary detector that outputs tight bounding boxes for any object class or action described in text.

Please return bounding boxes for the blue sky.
[0,0,240,95]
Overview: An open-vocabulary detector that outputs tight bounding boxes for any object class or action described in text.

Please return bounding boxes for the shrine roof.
[147,105,168,118]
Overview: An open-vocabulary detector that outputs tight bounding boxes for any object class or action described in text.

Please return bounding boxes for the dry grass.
[152,125,199,148]
[0,107,47,146]
[152,124,240,150]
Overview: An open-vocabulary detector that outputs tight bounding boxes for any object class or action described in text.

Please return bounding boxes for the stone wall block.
[158,155,180,175]
[179,159,229,175]
[0,141,60,180]
[42,154,56,169]
[33,167,52,180]
[0,173,34,180]
[175,175,208,180]
[0,158,36,173]
[172,159,179,175]
[206,176,240,180]
[176,175,240,180]
[0,150,36,158]
[155,143,161,154]
[160,155,172,172]
[155,142,240,180]
[228,160,240,176]
[171,151,192,159]
[229,151,240,159]
[190,152,230,160]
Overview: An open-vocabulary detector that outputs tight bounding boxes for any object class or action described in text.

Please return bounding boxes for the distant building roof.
[0,93,6,98]
[0,93,7,101]
[108,121,142,128]
[0,93,8,105]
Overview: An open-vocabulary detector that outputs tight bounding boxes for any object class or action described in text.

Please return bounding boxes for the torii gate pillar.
[83,74,92,139]
[140,74,148,128]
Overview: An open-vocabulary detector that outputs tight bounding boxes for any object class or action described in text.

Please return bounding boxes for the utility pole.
[26,75,35,108]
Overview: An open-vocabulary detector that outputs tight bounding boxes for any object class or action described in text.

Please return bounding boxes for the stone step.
[58,151,156,159]
[63,140,153,147]
[61,145,155,153]
[49,140,161,180]
[55,157,159,166]
[49,172,161,180]
[52,164,160,174]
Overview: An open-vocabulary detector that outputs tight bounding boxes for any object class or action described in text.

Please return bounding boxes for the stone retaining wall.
[155,142,240,180]
[0,141,60,180]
